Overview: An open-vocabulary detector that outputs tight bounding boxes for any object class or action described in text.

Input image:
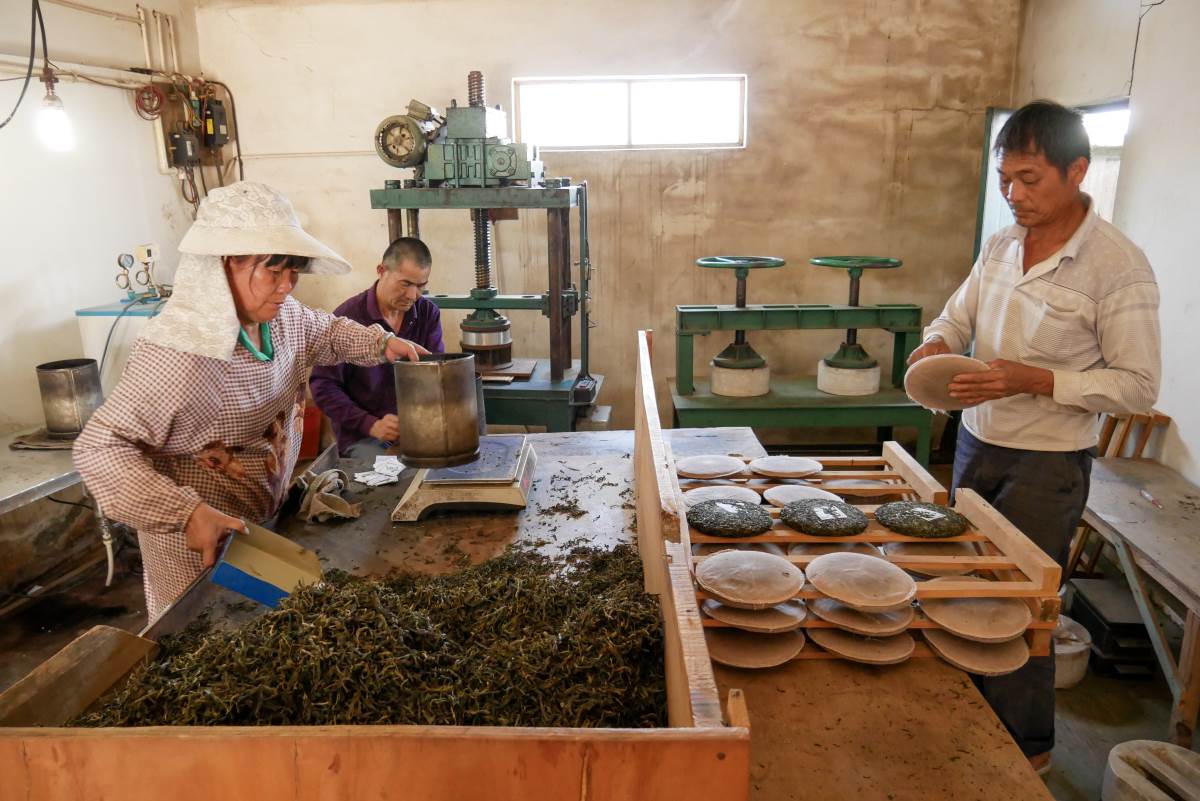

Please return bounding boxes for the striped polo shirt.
[924,198,1161,452]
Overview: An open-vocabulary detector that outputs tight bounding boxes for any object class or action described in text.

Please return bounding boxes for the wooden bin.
[0,332,749,801]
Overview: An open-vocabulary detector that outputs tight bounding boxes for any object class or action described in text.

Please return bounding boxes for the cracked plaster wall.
[193,0,1023,436]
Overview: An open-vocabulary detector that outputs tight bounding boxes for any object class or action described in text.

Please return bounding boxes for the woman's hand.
[185,503,247,568]
[384,336,430,363]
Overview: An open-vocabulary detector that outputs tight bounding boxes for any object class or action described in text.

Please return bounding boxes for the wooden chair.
[1066,409,1172,578]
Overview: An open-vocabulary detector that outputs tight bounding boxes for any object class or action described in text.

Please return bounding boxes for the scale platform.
[391,434,537,522]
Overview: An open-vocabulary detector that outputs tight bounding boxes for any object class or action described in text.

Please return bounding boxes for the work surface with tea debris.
[145,428,765,638]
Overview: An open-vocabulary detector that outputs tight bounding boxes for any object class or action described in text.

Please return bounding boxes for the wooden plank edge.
[665,541,725,729]
[883,440,948,503]
[954,489,1061,594]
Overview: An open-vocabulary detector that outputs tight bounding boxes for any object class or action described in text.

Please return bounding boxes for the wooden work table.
[306,426,1043,801]
[1083,456,1200,746]
[3,427,1048,800]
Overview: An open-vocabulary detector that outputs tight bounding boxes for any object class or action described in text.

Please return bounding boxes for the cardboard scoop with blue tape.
[210,521,323,607]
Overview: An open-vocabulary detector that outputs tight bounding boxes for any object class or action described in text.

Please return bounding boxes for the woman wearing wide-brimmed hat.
[74,182,428,620]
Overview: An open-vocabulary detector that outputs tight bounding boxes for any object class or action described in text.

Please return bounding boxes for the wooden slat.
[661,541,725,728]
[690,527,991,543]
[634,330,681,595]
[0,625,157,726]
[701,618,1057,631]
[779,638,1050,660]
[882,441,948,504]
[798,456,887,467]
[952,489,1060,594]
[697,554,1019,571]
[695,579,1049,601]
[725,689,750,729]
[0,726,750,801]
[1138,750,1200,801]
[1098,415,1120,456]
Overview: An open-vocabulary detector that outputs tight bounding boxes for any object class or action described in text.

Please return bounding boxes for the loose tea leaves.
[73,545,666,728]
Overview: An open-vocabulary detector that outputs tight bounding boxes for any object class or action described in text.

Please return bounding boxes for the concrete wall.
[0,0,201,592]
[1017,0,1200,483]
[195,0,1020,430]
[1014,0,1136,106]
[0,0,201,430]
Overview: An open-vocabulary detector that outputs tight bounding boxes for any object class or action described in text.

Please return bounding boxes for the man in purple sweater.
[310,238,444,456]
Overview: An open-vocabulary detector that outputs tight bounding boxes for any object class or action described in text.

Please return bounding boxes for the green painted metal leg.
[890,328,922,388]
[914,414,931,466]
[676,334,696,395]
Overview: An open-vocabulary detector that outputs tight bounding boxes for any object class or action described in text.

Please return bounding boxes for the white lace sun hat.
[178,181,350,275]
[141,181,352,361]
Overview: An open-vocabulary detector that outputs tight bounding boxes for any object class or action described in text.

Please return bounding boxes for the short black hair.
[381,237,432,270]
[994,100,1091,175]
[263,253,312,270]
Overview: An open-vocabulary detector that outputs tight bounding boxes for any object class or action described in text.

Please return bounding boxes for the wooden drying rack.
[680,447,1062,659]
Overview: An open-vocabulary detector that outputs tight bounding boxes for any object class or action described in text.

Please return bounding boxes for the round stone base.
[817,361,881,396]
[711,364,771,397]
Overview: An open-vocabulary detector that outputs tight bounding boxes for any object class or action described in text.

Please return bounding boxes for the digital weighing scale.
[391,434,538,522]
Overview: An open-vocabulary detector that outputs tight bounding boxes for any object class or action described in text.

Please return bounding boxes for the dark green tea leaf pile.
[73,545,665,728]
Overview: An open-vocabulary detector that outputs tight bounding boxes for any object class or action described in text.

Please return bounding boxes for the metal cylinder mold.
[36,358,104,439]
[393,353,481,467]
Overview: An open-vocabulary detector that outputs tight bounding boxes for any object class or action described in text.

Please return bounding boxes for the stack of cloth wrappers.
[353,455,405,487]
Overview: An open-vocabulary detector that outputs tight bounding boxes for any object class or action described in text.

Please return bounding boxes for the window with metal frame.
[512,74,747,152]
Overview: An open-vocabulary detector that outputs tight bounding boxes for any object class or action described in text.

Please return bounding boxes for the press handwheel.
[810,256,902,395]
[697,256,786,397]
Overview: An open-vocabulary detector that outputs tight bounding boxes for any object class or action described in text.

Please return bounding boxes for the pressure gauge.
[374,114,427,168]
[117,253,135,270]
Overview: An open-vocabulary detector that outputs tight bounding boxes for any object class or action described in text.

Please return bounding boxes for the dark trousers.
[951,426,1093,757]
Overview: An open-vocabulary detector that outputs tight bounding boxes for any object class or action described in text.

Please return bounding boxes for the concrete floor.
[1049,671,1172,800]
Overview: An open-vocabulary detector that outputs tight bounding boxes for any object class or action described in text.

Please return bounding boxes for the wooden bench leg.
[1065,524,1092,578]
[1171,611,1200,748]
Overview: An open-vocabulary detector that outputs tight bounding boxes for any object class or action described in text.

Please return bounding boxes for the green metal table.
[671,379,932,465]
[673,302,933,464]
[483,360,603,432]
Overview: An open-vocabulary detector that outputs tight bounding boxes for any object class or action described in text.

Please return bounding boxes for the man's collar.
[366,281,384,321]
[1013,192,1096,261]
[367,281,421,327]
[1059,193,1098,262]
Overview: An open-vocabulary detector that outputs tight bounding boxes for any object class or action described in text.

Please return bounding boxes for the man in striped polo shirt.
[908,100,1161,773]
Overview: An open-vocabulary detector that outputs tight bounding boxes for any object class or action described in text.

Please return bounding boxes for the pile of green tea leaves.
[73,544,665,728]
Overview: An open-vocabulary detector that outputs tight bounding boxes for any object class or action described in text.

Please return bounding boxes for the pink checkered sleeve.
[292,299,387,368]
[73,346,204,537]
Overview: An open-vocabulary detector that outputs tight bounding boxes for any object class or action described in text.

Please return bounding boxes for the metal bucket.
[393,353,480,467]
[36,358,104,439]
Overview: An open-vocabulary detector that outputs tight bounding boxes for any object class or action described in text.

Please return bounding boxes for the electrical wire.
[181,165,200,208]
[207,79,245,180]
[0,0,41,131]
[98,296,148,378]
[46,494,94,511]
[1127,0,1168,94]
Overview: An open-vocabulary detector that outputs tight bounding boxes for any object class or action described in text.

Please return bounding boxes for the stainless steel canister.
[393,353,480,467]
[36,358,104,439]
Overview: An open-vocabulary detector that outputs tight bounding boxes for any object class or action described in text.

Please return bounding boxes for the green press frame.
[672,303,935,464]
[370,181,601,431]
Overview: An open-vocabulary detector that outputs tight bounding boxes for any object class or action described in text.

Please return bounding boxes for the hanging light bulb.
[37,67,74,152]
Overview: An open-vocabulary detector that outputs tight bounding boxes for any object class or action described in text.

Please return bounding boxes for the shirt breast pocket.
[1025,297,1098,364]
